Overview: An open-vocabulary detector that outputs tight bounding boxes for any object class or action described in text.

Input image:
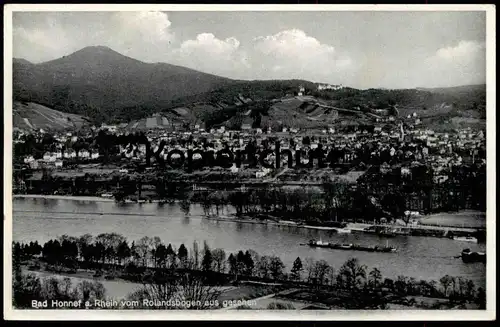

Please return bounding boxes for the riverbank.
[204,215,345,232]
[13,194,115,202]
[204,214,483,239]
[13,194,485,239]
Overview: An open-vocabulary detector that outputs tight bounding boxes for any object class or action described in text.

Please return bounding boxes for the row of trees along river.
[13,233,486,310]
[17,163,486,226]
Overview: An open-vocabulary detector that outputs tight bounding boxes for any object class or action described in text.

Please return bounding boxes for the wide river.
[12,198,486,288]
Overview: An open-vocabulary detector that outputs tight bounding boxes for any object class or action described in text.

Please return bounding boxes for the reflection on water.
[12,198,486,287]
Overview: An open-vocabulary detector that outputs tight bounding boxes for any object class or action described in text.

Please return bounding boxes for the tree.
[165,244,177,269]
[312,260,331,286]
[236,251,246,276]
[116,241,131,266]
[13,243,43,308]
[256,256,271,279]
[75,280,106,303]
[177,273,222,309]
[178,244,188,268]
[337,258,367,292]
[202,249,213,273]
[228,253,238,278]
[395,275,408,295]
[269,256,285,280]
[267,302,295,309]
[211,248,226,274]
[381,193,407,222]
[439,275,453,297]
[96,233,126,264]
[305,257,315,283]
[192,241,200,270]
[243,251,254,276]
[290,257,303,281]
[140,270,180,306]
[135,236,154,267]
[464,279,476,300]
[139,269,222,309]
[369,268,383,290]
[41,277,78,302]
[475,287,486,309]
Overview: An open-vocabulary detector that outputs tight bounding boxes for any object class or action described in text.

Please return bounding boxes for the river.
[12,197,486,288]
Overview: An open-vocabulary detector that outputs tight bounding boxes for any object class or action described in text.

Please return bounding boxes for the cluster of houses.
[102,120,485,181]
[14,108,485,184]
[23,149,100,169]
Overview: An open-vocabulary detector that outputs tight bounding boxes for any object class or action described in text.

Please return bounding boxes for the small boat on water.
[336,228,352,234]
[461,249,486,263]
[100,193,114,198]
[453,236,478,243]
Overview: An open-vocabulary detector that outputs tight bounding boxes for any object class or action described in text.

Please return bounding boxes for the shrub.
[267,302,295,310]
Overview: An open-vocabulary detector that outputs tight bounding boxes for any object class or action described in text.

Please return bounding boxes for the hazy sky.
[12,11,486,89]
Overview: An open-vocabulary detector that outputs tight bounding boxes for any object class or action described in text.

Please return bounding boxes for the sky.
[12,10,486,89]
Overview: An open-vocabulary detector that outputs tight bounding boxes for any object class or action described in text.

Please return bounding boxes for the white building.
[24,156,35,164]
[317,84,343,91]
[78,150,90,159]
[229,163,239,173]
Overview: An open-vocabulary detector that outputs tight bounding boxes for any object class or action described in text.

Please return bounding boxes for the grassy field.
[418,211,486,228]
[13,101,90,131]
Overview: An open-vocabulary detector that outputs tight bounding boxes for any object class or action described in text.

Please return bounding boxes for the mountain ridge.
[13,46,486,126]
[13,46,235,123]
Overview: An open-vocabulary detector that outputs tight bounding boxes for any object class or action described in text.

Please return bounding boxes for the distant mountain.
[13,101,90,131]
[13,46,235,123]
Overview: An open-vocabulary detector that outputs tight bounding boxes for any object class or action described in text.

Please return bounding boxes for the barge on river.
[303,239,397,253]
[461,249,486,263]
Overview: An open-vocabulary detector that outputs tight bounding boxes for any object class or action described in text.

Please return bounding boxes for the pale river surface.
[13,198,486,289]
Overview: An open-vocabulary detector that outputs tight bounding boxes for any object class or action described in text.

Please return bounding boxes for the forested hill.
[13,46,234,124]
[13,46,486,125]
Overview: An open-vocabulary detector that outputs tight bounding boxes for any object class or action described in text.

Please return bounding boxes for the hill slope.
[13,46,486,129]
[13,101,90,131]
[13,46,234,123]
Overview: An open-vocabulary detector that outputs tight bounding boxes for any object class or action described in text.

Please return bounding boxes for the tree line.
[13,233,486,309]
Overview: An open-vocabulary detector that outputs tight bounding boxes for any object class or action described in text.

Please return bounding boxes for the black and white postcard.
[3,4,496,321]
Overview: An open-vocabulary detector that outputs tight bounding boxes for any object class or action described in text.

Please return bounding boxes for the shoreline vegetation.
[13,233,486,310]
[13,194,486,240]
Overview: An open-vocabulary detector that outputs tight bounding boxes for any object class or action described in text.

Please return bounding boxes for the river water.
[12,198,486,288]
